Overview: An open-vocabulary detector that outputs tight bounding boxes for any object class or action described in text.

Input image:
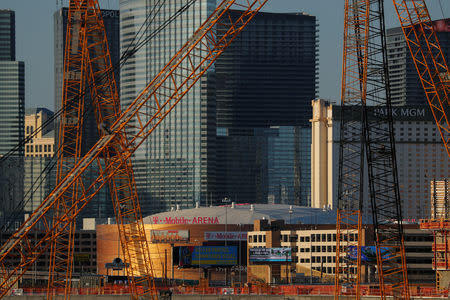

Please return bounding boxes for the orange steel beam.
[0,0,268,298]
[392,0,450,159]
[47,1,88,297]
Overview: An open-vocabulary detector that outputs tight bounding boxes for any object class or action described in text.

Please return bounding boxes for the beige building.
[310,99,333,210]
[24,108,54,157]
[247,219,433,285]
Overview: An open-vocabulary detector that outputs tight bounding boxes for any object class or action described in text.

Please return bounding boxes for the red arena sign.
[151,216,220,225]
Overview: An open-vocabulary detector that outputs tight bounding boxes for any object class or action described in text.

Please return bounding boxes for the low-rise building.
[247,218,433,285]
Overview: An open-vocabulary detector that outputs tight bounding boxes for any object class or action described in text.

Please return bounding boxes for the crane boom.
[0,0,268,297]
[392,0,450,159]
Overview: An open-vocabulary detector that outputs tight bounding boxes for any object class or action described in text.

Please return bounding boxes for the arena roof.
[143,203,338,225]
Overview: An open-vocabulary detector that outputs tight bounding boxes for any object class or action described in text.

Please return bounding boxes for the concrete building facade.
[310,100,333,209]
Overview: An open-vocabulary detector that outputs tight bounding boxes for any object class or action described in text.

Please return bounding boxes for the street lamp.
[222,197,230,286]
[289,205,293,225]
[238,223,242,286]
[194,239,201,282]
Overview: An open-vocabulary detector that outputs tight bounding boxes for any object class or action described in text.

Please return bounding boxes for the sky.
[1,0,448,110]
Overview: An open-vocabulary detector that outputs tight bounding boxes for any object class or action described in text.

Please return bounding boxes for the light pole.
[194,239,201,283]
[289,205,293,225]
[238,223,242,286]
[222,197,230,286]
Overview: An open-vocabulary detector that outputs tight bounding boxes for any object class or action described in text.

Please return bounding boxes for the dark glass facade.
[54,8,120,156]
[0,10,24,156]
[0,10,15,61]
[0,61,24,156]
[215,11,317,206]
[216,11,318,128]
[216,126,311,206]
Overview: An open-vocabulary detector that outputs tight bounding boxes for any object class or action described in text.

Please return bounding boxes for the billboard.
[204,231,247,241]
[150,230,189,243]
[179,246,237,267]
[249,247,292,262]
[347,246,393,263]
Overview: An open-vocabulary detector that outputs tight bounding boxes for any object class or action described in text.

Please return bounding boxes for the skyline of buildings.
[0,6,447,227]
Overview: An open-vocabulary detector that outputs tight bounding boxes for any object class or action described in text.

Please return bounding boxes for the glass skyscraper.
[0,10,15,61]
[0,9,24,156]
[215,11,317,206]
[120,0,217,214]
[0,10,24,228]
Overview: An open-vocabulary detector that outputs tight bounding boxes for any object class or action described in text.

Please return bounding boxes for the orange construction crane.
[47,1,156,299]
[0,0,268,298]
[392,0,449,159]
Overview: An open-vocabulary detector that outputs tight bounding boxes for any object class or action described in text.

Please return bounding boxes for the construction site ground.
[3,296,449,300]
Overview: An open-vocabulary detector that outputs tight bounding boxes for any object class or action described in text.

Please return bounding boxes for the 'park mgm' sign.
[336,106,432,122]
[373,107,427,119]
